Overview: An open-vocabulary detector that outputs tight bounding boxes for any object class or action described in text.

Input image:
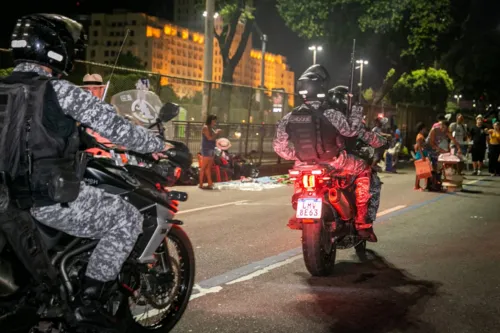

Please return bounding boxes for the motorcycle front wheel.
[302,220,336,276]
[119,225,195,332]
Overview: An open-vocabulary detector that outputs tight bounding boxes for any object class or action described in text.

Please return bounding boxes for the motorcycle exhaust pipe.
[328,188,353,221]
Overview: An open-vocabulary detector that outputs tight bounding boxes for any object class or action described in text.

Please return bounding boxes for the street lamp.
[308,45,323,65]
[454,94,462,105]
[355,59,368,104]
[203,11,219,18]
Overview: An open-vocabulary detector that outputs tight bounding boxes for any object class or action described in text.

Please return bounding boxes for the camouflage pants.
[31,183,143,282]
[367,172,382,223]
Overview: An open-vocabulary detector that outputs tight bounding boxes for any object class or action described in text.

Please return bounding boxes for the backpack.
[0,73,58,285]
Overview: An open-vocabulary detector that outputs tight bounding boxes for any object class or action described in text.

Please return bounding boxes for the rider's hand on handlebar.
[152,143,174,160]
[215,129,222,135]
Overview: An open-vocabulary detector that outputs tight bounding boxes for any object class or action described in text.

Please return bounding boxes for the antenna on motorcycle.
[347,39,356,113]
[102,29,131,100]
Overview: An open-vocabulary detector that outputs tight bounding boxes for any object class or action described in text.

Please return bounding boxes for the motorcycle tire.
[302,221,336,276]
[119,225,195,332]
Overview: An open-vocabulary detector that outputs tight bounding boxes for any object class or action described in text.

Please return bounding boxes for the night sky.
[0,0,384,89]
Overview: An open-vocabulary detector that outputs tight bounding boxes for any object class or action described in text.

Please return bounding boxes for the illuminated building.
[86,11,294,104]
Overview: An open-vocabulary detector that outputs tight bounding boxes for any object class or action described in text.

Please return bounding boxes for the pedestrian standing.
[199,114,221,189]
[469,115,488,175]
[487,121,500,176]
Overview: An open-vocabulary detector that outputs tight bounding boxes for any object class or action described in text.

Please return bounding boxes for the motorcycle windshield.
[111,90,162,126]
[110,90,177,139]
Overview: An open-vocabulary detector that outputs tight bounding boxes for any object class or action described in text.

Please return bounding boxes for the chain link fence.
[0,48,441,164]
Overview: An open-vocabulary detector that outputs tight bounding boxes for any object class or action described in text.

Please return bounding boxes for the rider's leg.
[31,183,143,327]
[367,172,382,223]
[330,152,377,241]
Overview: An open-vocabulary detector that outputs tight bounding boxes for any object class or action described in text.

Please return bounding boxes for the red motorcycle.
[288,164,367,276]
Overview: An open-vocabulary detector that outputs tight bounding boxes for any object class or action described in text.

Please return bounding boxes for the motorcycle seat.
[34,219,64,250]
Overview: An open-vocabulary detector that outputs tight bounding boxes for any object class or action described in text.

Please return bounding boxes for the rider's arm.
[273,113,296,160]
[323,104,363,137]
[358,128,387,148]
[51,80,171,154]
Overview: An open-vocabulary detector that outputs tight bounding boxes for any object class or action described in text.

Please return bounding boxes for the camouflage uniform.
[273,103,386,224]
[14,63,167,282]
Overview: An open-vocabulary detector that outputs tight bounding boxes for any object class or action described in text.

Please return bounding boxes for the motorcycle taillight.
[302,174,316,188]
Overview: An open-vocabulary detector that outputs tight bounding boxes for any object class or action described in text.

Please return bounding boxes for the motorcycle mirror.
[159,103,180,122]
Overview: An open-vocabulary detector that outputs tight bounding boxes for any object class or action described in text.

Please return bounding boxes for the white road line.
[225,255,303,285]
[176,200,249,214]
[376,205,406,217]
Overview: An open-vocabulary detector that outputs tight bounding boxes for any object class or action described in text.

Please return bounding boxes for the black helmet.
[328,85,349,113]
[10,14,87,75]
[296,64,330,103]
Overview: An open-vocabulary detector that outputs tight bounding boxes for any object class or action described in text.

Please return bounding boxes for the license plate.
[296,198,322,219]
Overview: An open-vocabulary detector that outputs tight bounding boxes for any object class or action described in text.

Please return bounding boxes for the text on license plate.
[296,198,322,219]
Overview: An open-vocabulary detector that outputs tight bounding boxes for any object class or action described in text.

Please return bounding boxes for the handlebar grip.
[167,190,188,202]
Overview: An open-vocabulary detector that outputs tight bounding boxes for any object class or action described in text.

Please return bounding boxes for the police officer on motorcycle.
[273,65,386,241]
[327,85,387,226]
[1,14,173,329]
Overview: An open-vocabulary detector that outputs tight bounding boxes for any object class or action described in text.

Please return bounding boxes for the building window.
[104,51,109,56]
[93,20,101,26]
[90,50,96,57]
[111,22,116,27]
[110,31,114,36]
[106,41,111,46]
[111,51,116,56]
[93,30,98,37]
[130,30,135,36]
[132,20,136,25]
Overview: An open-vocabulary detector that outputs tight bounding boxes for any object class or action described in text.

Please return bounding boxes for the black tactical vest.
[285,104,339,163]
[0,72,80,208]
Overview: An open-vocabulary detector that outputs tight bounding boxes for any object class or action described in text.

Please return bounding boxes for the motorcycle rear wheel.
[119,225,195,332]
[302,221,336,276]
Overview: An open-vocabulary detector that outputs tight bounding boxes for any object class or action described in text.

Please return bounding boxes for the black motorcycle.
[0,104,195,333]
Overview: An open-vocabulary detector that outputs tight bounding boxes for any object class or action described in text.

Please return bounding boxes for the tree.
[440,0,500,105]
[363,88,374,102]
[116,52,146,70]
[276,0,453,104]
[159,85,180,104]
[0,68,13,77]
[388,67,454,111]
[212,0,255,119]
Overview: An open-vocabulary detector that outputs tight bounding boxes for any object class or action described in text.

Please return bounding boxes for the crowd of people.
[412,113,500,191]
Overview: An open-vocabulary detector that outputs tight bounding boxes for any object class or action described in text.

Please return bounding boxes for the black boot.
[357,227,378,242]
[74,277,118,331]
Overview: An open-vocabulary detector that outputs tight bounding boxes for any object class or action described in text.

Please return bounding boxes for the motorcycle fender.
[137,204,175,264]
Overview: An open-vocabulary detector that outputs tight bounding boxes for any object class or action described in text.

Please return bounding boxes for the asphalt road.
[168,172,500,333]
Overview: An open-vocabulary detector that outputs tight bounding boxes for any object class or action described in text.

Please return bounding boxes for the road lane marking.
[376,205,407,217]
[136,177,490,317]
[176,200,249,214]
[226,255,303,285]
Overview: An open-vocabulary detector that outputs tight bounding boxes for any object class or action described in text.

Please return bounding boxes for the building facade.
[86,11,294,104]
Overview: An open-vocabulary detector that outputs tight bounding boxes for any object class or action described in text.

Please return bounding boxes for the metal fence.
[0,48,444,163]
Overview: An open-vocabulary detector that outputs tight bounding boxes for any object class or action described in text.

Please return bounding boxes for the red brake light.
[302,175,316,188]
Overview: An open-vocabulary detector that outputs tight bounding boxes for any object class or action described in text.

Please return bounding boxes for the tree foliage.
[0,68,13,77]
[440,0,500,105]
[210,0,256,119]
[388,67,454,111]
[116,52,146,70]
[276,0,453,103]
